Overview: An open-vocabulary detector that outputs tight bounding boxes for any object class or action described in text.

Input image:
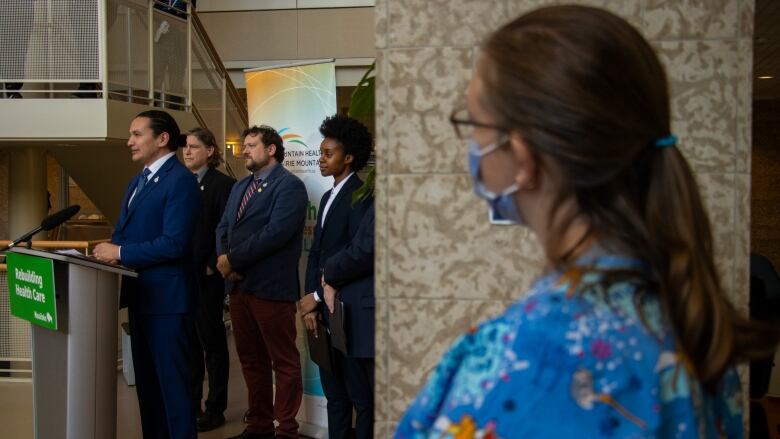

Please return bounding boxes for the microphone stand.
[0,229,38,264]
[0,225,42,253]
[1,205,81,261]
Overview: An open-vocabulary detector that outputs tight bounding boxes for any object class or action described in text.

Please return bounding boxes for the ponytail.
[645,147,779,388]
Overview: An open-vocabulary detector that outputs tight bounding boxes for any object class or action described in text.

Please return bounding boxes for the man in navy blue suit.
[298,114,373,439]
[94,110,200,439]
[216,125,308,439]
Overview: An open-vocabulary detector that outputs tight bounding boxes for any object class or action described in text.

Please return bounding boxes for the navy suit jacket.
[216,164,307,301]
[113,155,201,315]
[324,203,375,358]
[304,175,368,295]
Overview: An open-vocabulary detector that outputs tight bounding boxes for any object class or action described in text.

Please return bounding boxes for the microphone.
[0,205,81,252]
[41,205,81,231]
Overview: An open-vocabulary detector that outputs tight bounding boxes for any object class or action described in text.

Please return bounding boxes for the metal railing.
[106,0,247,149]
[0,1,248,378]
[0,0,247,153]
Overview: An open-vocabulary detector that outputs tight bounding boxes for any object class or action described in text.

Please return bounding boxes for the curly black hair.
[318,114,373,172]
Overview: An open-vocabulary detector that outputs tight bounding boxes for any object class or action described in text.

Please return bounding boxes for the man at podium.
[94,110,201,439]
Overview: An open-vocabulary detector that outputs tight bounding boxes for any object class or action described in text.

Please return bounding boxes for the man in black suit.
[181,127,235,431]
[298,115,373,439]
[216,125,308,439]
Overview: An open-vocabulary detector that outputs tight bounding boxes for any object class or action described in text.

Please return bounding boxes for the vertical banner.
[245,61,335,438]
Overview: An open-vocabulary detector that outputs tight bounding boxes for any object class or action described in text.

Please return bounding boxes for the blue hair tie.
[655,135,677,148]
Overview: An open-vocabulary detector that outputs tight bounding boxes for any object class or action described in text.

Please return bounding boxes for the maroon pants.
[229,292,302,437]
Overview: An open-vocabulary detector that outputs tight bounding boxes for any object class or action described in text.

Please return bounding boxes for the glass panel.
[107,0,150,102]
[190,34,223,136]
[152,9,188,101]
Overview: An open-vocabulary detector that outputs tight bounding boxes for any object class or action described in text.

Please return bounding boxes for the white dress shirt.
[320,172,354,227]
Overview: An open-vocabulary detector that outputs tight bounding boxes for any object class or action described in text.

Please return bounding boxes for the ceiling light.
[758,75,774,79]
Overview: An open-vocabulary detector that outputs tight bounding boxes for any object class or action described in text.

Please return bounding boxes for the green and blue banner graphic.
[246,61,337,437]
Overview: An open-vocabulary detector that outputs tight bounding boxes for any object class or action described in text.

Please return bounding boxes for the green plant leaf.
[347,62,375,126]
[348,61,376,205]
[352,166,375,206]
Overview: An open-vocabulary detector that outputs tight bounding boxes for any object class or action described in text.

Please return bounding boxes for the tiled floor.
[0,331,316,439]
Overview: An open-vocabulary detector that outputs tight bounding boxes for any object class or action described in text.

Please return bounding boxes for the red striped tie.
[236,177,261,220]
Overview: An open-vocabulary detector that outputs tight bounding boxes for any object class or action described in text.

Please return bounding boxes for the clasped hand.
[299,276,338,338]
[216,254,243,282]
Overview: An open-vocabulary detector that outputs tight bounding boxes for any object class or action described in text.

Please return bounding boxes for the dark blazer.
[215,164,307,301]
[192,167,235,272]
[324,203,375,358]
[304,175,366,295]
[113,155,201,315]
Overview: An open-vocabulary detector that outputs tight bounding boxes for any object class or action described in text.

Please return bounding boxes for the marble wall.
[374,0,755,435]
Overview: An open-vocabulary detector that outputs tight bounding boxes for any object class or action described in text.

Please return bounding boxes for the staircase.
[0,0,248,224]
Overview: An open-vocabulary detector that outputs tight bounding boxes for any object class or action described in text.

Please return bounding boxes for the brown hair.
[185,127,223,168]
[242,125,285,163]
[479,5,778,388]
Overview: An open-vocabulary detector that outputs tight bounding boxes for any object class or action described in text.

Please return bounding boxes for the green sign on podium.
[6,252,58,330]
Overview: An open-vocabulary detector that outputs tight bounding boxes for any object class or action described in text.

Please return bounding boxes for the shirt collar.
[254,163,277,181]
[144,152,176,179]
[193,165,208,183]
[331,172,355,196]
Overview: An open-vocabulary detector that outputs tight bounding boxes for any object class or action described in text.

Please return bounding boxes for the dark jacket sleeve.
[323,204,375,289]
[215,181,238,257]
[112,178,136,245]
[207,175,235,270]
[227,175,308,273]
[304,193,329,294]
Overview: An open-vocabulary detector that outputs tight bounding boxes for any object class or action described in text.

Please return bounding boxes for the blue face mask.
[467,139,525,225]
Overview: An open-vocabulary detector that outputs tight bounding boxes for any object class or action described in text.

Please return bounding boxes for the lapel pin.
[154,176,159,183]
[200,185,205,191]
[257,187,263,193]
[262,182,268,188]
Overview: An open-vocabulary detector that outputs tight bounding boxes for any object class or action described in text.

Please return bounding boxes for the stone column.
[8,147,48,240]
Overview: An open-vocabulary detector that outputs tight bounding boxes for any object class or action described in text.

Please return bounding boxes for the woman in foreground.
[396,5,778,438]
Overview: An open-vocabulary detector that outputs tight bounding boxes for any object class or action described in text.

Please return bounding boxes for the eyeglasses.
[449,108,506,140]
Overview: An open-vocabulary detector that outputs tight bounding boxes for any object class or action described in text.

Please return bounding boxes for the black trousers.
[320,351,374,439]
[191,272,229,414]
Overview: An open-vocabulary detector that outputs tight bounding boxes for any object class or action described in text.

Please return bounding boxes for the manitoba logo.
[278,128,308,148]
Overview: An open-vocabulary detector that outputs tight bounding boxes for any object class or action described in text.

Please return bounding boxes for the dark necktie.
[236,177,261,220]
[130,168,152,207]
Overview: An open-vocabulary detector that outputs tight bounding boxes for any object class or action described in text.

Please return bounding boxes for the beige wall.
[197,7,375,62]
[374,0,755,436]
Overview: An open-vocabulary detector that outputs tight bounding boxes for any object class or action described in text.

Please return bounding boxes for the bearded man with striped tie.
[216,125,308,439]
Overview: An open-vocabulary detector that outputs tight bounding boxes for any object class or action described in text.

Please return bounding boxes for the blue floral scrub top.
[395,254,743,439]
